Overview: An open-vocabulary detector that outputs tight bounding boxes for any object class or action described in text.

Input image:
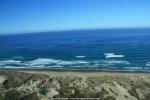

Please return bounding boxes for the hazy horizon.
[0,27,150,36]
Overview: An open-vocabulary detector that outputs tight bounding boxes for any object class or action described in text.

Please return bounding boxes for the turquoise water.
[0,28,150,71]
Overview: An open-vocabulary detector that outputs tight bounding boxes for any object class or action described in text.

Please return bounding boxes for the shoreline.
[0,69,150,99]
[21,70,150,78]
[0,68,150,73]
[1,68,150,78]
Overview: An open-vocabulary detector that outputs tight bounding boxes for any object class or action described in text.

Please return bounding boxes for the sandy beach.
[21,70,150,77]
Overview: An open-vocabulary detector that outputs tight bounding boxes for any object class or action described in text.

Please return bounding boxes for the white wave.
[57,61,73,65]
[3,66,26,69]
[27,58,61,66]
[75,56,86,58]
[0,60,21,66]
[0,58,130,69]
[104,53,125,58]
[27,58,90,66]
[94,60,130,67]
[72,60,89,64]
[103,60,130,64]
[0,58,90,68]
[145,62,150,66]
[57,60,90,66]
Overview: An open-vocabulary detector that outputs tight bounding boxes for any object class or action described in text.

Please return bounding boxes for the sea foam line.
[0,58,132,69]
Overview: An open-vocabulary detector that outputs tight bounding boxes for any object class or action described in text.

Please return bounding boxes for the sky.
[0,0,150,34]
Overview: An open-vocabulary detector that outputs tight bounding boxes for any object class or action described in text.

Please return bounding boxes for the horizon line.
[1,27,150,36]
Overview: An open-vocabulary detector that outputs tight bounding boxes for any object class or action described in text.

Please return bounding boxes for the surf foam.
[145,62,150,66]
[104,53,125,58]
[75,56,86,58]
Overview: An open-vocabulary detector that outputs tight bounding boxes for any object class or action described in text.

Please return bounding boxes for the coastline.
[0,69,150,100]
[1,68,150,78]
[1,68,150,73]
[20,70,150,77]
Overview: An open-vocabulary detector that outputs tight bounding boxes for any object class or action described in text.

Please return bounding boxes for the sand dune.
[0,70,150,100]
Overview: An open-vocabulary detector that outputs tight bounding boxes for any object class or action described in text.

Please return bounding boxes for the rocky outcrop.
[0,76,6,84]
[100,82,137,100]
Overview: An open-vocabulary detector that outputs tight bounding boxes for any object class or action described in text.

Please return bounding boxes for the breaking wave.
[145,62,150,66]
[104,53,125,58]
[0,58,131,69]
[97,60,130,66]
[0,60,22,66]
[75,56,86,58]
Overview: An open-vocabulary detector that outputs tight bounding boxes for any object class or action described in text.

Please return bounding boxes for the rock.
[101,82,137,100]
[93,86,102,92]
[51,79,60,89]
[46,88,59,98]
[0,76,7,84]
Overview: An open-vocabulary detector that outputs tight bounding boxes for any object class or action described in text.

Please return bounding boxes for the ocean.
[0,28,150,71]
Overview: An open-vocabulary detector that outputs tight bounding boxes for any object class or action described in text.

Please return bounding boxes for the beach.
[0,70,150,100]
[1,0,150,99]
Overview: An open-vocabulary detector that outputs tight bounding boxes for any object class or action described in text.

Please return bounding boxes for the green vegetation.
[3,76,24,89]
[21,92,40,100]
[3,89,21,100]
[0,71,150,100]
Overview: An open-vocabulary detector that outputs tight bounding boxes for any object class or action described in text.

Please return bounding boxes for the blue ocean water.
[0,28,150,71]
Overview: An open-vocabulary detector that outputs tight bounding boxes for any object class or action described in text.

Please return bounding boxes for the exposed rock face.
[100,82,137,100]
[0,76,6,84]
[0,71,150,100]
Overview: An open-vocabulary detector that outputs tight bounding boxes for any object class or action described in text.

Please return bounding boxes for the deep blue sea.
[0,28,150,71]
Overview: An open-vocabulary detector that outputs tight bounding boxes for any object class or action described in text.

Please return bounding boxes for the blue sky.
[0,0,150,34]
